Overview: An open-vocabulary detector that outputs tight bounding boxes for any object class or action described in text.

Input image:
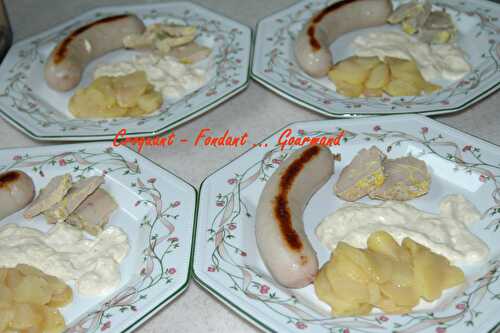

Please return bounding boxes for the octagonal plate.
[193,114,500,333]
[252,0,500,117]
[0,142,196,332]
[0,2,251,140]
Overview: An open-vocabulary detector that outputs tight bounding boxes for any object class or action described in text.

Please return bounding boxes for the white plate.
[252,0,500,117]
[0,2,251,141]
[193,114,500,333]
[0,142,196,332]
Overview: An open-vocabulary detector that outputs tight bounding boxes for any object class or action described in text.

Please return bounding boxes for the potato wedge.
[333,80,364,98]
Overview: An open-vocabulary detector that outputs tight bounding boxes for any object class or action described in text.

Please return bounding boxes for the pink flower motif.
[421,127,429,134]
[147,177,156,184]
[216,201,225,207]
[208,266,215,272]
[379,315,389,322]
[298,129,306,136]
[228,224,237,230]
[102,170,108,175]
[323,99,332,105]
[479,174,488,182]
[436,327,446,333]
[441,100,450,105]
[272,159,281,165]
[232,79,240,85]
[343,329,350,333]
[171,201,181,208]
[456,303,466,310]
[12,155,22,161]
[264,68,273,73]
[260,284,270,294]
[240,251,247,257]
[462,145,472,152]
[168,237,179,242]
[101,321,111,331]
[227,178,237,185]
[168,267,176,275]
[58,159,66,166]
[134,200,141,207]
[295,322,307,330]
[373,125,381,132]
[236,59,242,64]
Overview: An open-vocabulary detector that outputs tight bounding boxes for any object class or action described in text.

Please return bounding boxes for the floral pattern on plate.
[252,0,500,117]
[194,114,500,333]
[0,2,251,140]
[0,143,196,332]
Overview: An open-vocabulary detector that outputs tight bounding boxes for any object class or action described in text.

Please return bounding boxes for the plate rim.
[192,114,500,333]
[250,0,500,118]
[0,1,253,141]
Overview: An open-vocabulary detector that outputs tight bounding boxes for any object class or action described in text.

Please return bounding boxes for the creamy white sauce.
[94,54,211,100]
[316,195,489,264]
[0,223,129,297]
[352,31,471,82]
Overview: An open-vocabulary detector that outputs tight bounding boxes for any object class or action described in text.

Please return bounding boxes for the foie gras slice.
[44,175,104,223]
[23,173,73,218]
[66,188,118,236]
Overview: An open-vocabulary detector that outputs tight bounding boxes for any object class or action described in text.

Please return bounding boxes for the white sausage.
[44,14,145,91]
[0,170,35,220]
[255,145,335,288]
[294,0,393,77]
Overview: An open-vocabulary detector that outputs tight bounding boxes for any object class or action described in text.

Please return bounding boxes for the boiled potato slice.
[47,286,72,308]
[366,251,394,283]
[354,56,381,71]
[367,282,382,304]
[329,57,371,85]
[376,296,413,314]
[365,63,390,89]
[326,267,370,303]
[330,252,370,283]
[137,92,163,114]
[45,276,67,296]
[380,282,420,307]
[0,268,7,284]
[413,250,445,301]
[5,269,23,290]
[402,237,426,256]
[333,80,364,98]
[442,265,465,289]
[41,306,65,333]
[0,285,13,307]
[367,231,401,259]
[13,275,51,305]
[113,71,149,108]
[0,307,15,331]
[391,260,414,287]
[10,304,43,330]
[386,57,420,75]
[101,106,129,118]
[384,79,421,96]
[16,264,45,278]
[363,88,384,97]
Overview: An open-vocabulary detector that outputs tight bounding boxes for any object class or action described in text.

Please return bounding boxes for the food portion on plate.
[256,146,340,288]
[387,0,456,44]
[315,231,465,316]
[69,71,163,119]
[44,14,213,119]
[254,144,489,317]
[0,170,35,220]
[335,145,431,201]
[0,171,129,331]
[294,0,471,98]
[0,264,72,333]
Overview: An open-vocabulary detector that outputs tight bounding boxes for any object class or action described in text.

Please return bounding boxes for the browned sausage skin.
[44,14,145,91]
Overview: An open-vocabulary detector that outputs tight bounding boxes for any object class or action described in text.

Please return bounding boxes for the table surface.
[2,0,499,332]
